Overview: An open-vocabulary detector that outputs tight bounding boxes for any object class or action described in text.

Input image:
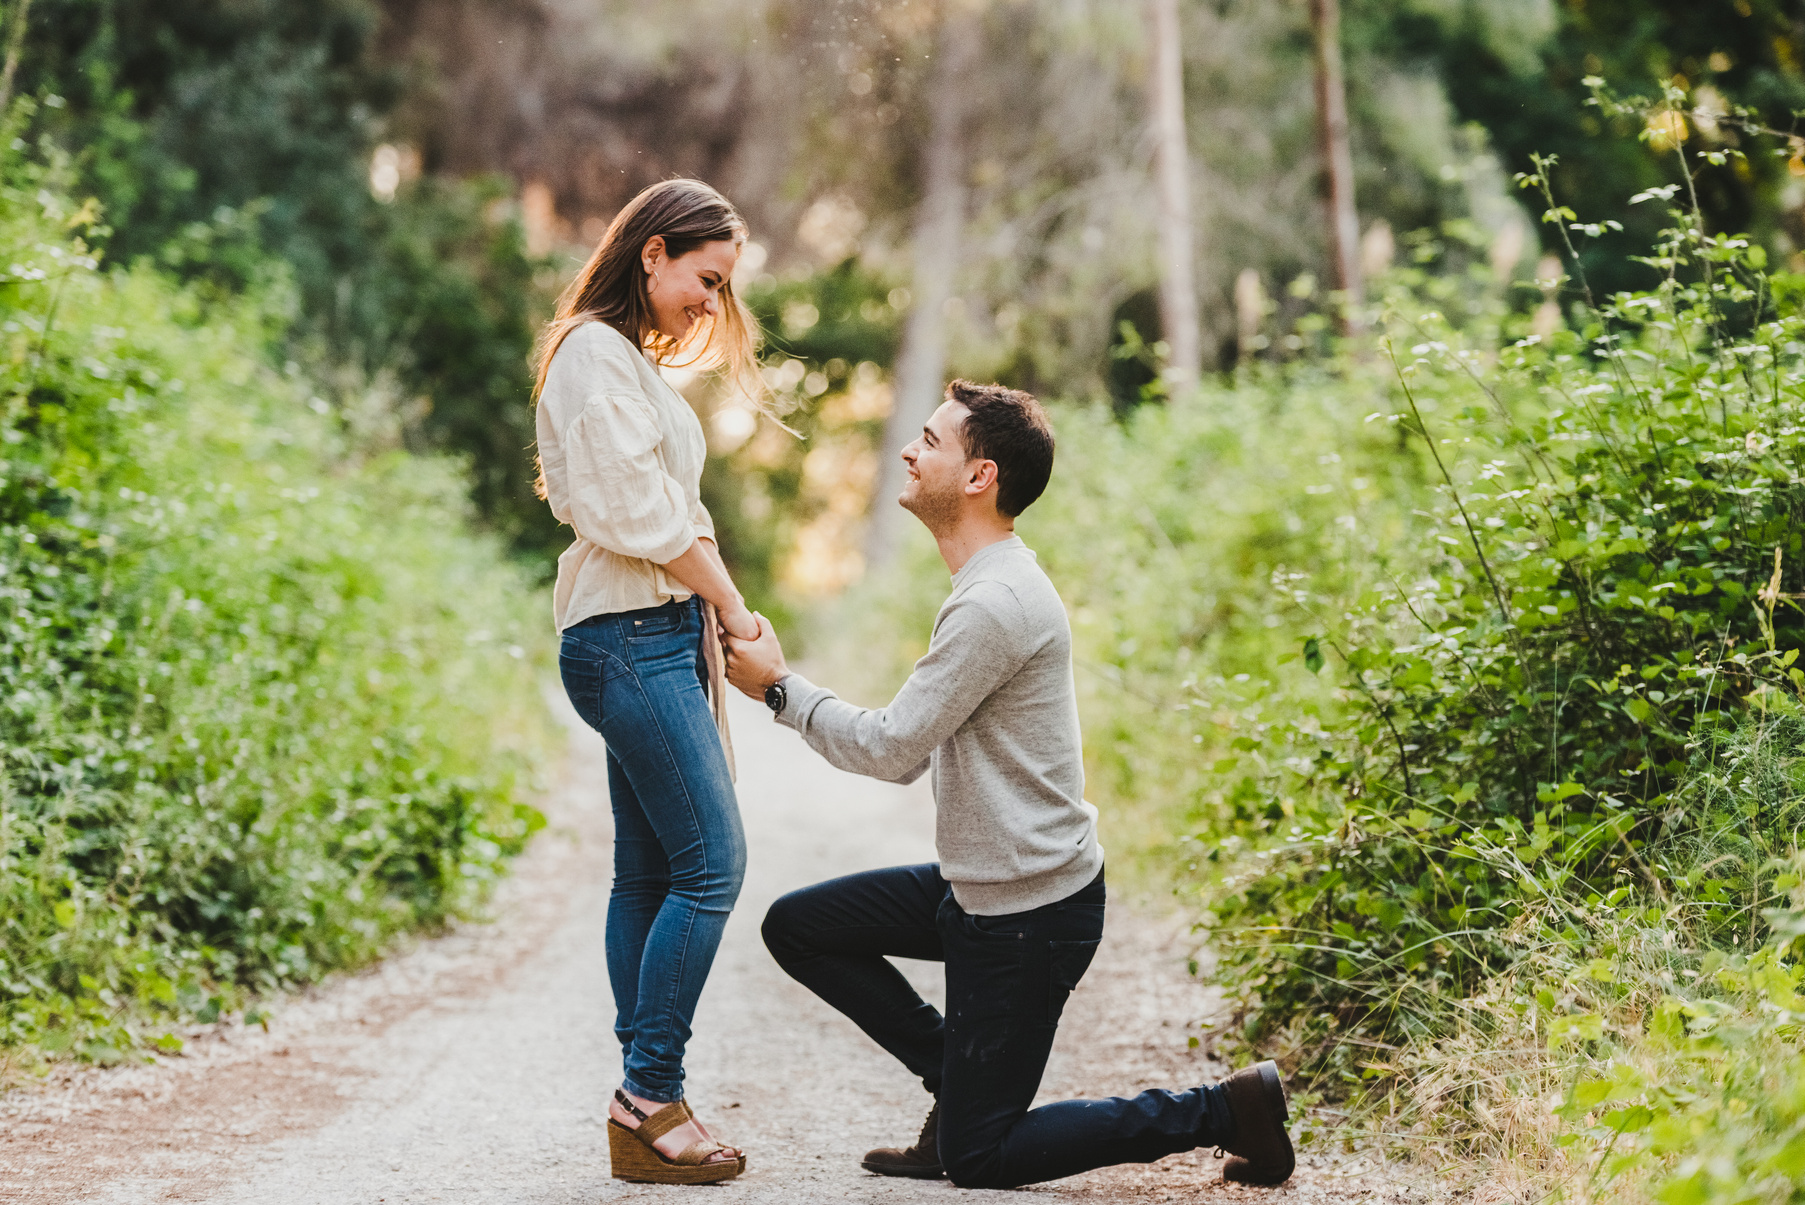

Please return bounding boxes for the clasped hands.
[720,607,788,700]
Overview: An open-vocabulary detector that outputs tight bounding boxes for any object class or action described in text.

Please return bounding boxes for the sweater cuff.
[772,671,834,730]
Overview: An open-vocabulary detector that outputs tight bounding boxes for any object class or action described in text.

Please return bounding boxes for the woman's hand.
[716,601,760,643]
[661,538,758,639]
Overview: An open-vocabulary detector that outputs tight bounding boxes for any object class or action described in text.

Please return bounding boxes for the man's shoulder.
[945,549,1067,634]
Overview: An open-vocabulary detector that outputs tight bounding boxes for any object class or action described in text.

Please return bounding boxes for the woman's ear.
[641,234,667,274]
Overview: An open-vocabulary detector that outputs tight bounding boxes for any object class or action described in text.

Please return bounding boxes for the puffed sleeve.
[558,387,697,565]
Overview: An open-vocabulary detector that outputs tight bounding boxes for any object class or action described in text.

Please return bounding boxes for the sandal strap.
[612,1089,650,1124]
[669,1139,730,1167]
[636,1099,695,1144]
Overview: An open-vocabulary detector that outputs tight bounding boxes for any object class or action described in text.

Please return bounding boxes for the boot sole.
[860,1160,946,1179]
[1257,1059,1289,1124]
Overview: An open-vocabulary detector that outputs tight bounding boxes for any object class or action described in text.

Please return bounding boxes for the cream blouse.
[537,320,716,631]
[536,320,735,774]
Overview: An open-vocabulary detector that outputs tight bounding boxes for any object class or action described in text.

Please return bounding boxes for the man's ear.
[964,459,1000,497]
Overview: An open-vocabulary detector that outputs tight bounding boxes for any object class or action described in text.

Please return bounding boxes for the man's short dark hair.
[946,380,1054,518]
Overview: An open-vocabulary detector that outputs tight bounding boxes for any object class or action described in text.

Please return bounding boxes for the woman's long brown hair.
[532,178,768,498]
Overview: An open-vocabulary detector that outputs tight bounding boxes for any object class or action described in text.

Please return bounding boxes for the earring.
[648,270,660,293]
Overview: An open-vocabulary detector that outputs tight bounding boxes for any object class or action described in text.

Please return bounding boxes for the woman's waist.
[554,542,694,630]
[566,594,701,630]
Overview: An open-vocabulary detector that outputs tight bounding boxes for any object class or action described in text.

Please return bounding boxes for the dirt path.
[2,689,1434,1204]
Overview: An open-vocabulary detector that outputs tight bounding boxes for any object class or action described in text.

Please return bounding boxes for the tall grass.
[1360,707,1805,1202]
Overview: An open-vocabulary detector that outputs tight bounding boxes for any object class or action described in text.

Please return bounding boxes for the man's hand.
[725,612,788,700]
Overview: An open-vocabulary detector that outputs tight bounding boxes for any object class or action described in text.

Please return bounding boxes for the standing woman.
[533,179,763,1185]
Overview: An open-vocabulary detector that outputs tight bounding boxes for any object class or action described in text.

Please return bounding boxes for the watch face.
[764,683,785,712]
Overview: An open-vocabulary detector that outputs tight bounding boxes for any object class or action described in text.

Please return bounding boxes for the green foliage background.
[17,0,559,557]
[5,0,1805,1192]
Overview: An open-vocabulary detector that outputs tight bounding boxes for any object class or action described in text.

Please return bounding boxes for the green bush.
[1205,160,1805,1066]
[20,5,559,559]
[0,140,549,1069]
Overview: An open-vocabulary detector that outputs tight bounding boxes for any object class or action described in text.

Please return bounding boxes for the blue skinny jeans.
[559,596,746,1104]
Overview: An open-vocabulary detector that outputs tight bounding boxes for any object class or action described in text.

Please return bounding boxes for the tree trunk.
[867,6,979,568]
[1147,0,1200,388]
[1309,0,1362,329]
[0,0,33,112]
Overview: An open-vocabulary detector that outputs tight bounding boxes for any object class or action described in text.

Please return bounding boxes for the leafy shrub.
[1553,709,1805,1202]
[1205,159,1805,1066]
[0,140,549,1069]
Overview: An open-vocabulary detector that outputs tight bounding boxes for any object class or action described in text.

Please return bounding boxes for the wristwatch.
[763,678,787,715]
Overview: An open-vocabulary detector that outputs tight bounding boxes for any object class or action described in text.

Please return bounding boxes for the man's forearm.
[777,603,1009,781]
[777,672,934,784]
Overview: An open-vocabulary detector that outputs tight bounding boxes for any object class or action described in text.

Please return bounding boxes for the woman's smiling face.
[642,236,741,342]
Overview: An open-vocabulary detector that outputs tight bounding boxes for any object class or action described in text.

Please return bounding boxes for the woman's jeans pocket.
[559,630,621,731]
[624,606,684,639]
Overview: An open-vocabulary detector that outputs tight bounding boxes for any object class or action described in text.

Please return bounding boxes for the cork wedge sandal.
[607,1089,746,1184]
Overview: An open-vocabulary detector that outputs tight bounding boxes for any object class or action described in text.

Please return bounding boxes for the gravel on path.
[2,688,1438,1204]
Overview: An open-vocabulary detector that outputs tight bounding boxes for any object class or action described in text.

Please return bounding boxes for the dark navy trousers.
[763,863,1234,1187]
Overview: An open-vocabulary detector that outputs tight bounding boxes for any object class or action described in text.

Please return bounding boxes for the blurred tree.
[1310,0,1361,326]
[0,0,32,109]
[13,0,560,556]
[1355,0,1805,294]
[1147,0,1200,387]
[869,0,980,568]
[19,1,395,292]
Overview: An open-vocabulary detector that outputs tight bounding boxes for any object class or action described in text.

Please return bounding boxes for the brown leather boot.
[860,1101,943,1179]
[1220,1061,1295,1185]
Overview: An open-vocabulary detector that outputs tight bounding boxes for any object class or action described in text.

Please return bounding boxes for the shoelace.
[915,1105,940,1154]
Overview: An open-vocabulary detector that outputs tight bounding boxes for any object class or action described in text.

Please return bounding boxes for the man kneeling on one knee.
[724,380,1296,1189]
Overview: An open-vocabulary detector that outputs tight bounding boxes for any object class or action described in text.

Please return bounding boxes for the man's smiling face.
[898,400,974,530]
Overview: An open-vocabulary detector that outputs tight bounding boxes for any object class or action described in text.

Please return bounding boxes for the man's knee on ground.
[939,1131,1008,1189]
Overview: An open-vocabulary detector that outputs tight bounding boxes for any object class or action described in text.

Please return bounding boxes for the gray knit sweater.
[775,536,1103,914]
